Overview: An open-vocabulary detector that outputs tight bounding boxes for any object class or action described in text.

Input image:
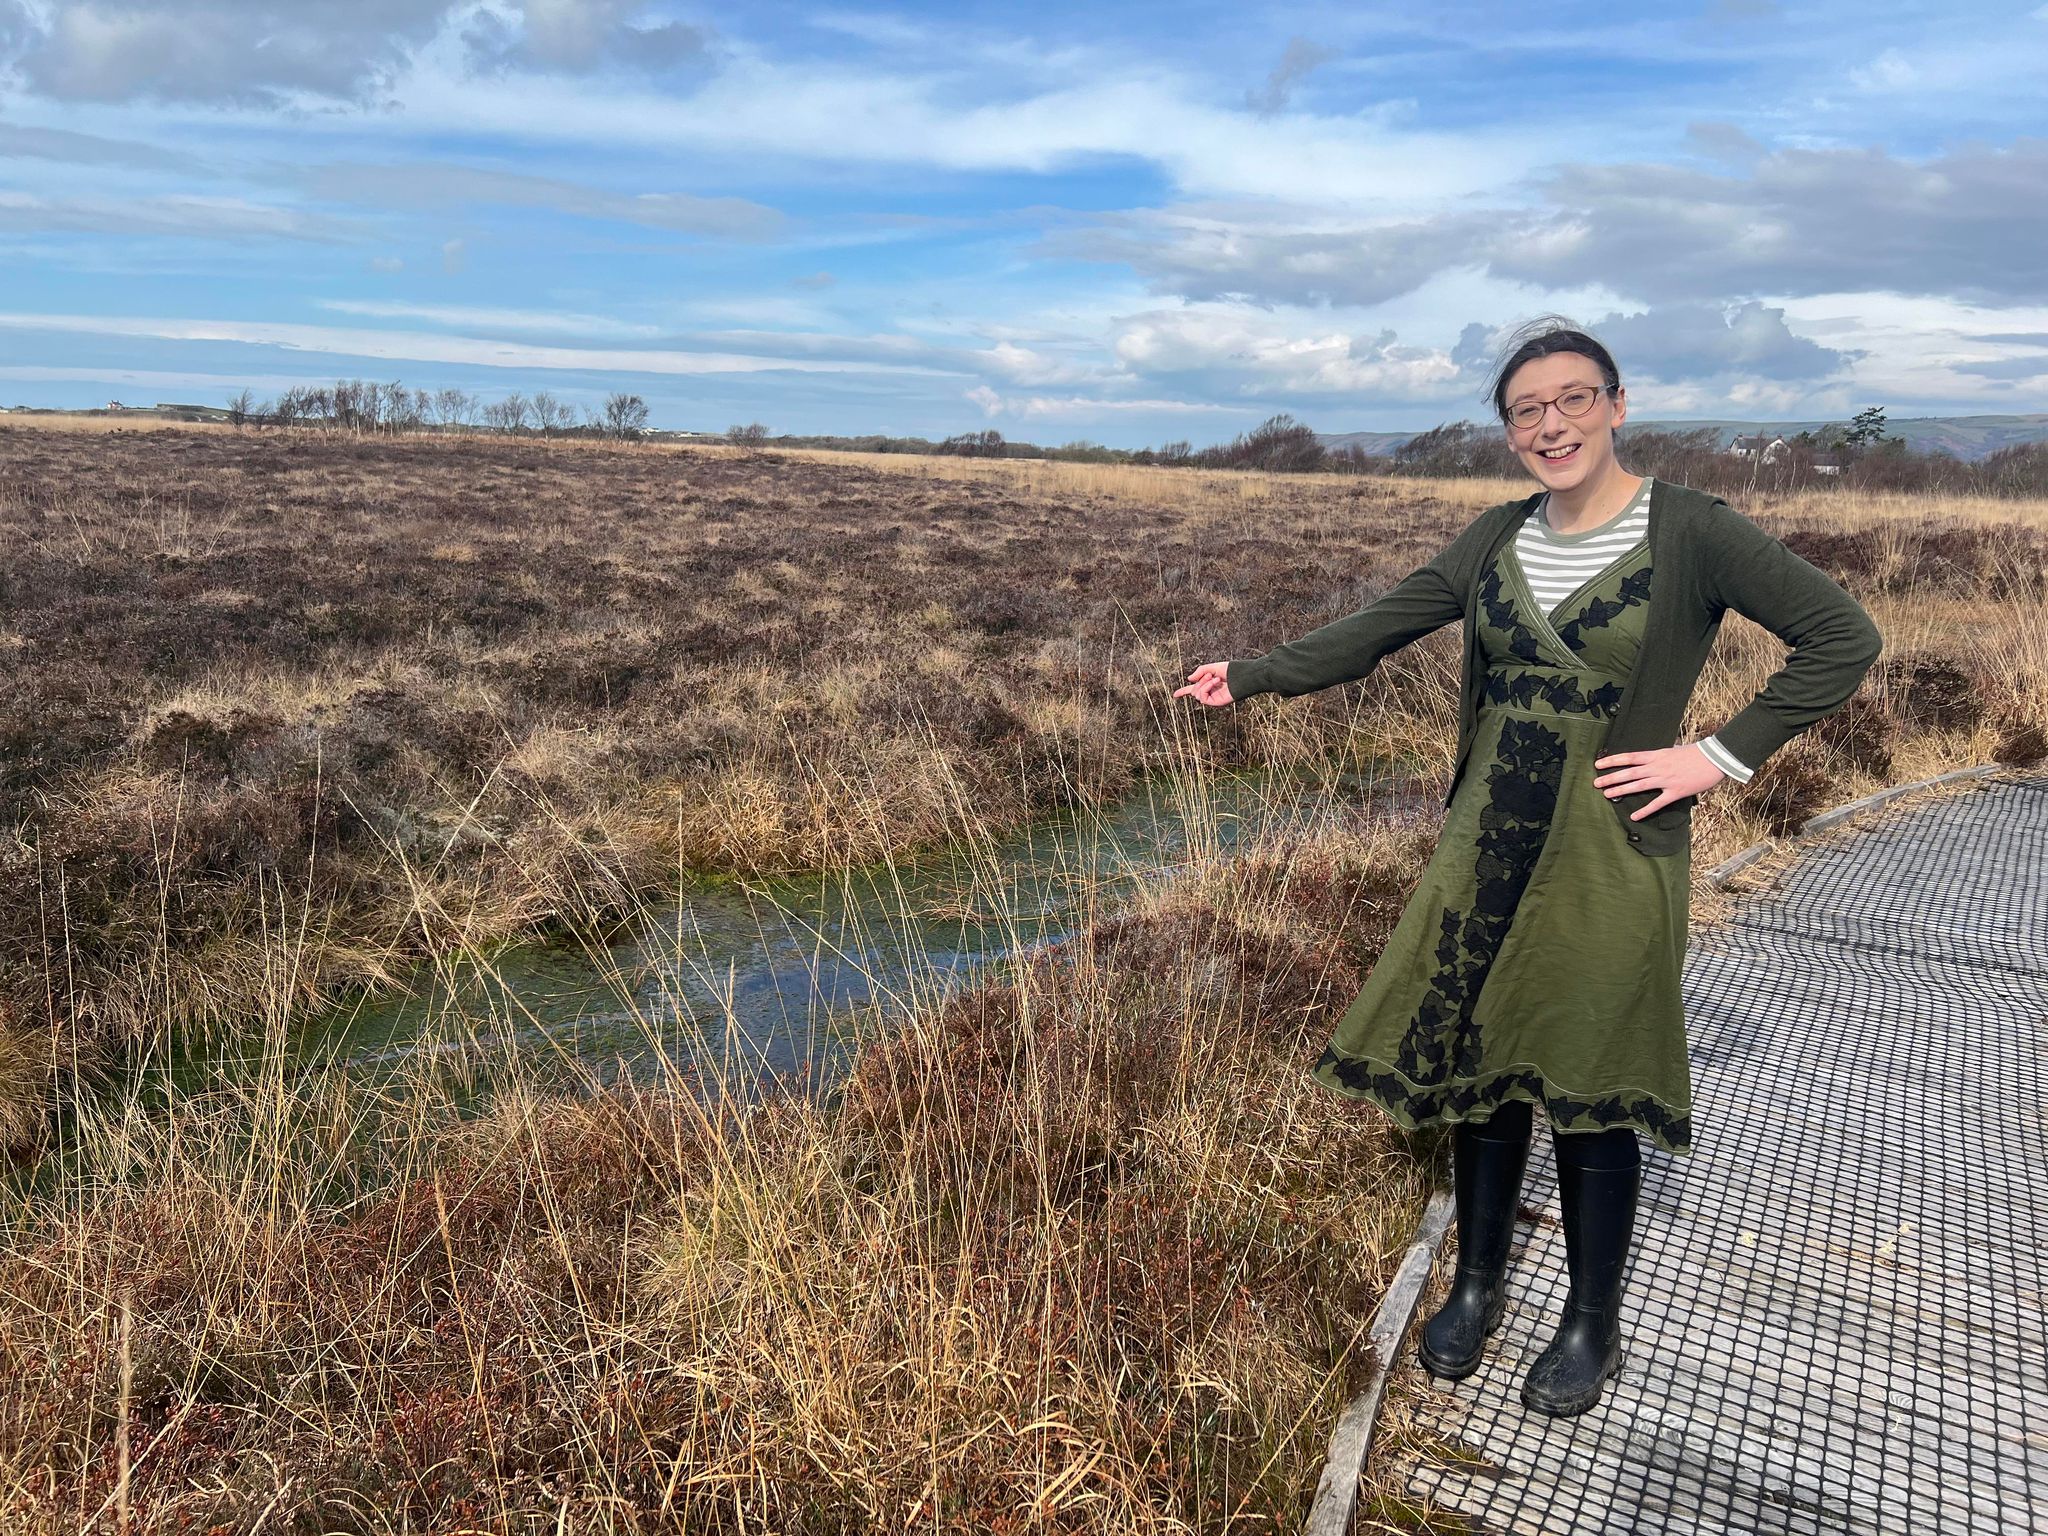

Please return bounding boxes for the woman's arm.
[1226,543,1469,702]
[1694,498,1884,771]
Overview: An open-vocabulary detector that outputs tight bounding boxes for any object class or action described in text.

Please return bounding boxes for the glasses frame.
[1503,382,1617,433]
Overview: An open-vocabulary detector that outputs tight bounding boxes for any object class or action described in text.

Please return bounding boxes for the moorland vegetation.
[0,420,2041,1531]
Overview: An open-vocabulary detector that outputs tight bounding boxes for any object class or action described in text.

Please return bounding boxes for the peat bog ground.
[0,424,2041,1531]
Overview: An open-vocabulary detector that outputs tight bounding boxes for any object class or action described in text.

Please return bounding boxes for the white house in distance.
[1730,432,1788,463]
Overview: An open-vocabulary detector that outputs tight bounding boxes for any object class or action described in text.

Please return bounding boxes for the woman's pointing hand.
[1174,662,1237,708]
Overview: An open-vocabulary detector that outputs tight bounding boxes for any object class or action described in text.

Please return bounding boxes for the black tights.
[1474,1098,1640,1173]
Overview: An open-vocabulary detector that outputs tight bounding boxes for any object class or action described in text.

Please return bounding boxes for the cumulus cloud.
[1052,205,1488,309]
[0,1,462,106]
[0,2,711,104]
[1111,306,1466,398]
[1068,140,2048,314]
[977,340,1117,388]
[1588,301,1856,384]
[1491,141,2048,306]
[1683,121,1764,164]
[464,0,707,76]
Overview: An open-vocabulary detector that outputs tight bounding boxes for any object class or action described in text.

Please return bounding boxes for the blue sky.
[1,1,2046,446]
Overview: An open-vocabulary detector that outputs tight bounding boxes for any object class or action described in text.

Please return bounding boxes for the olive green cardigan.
[1226,478,1883,856]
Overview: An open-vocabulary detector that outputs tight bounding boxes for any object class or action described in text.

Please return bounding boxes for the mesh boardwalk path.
[1379,768,2048,1534]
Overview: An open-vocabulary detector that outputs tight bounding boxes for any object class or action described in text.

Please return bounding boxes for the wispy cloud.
[0,312,970,378]
[0,190,359,241]
[316,299,664,338]
[299,162,784,240]
[0,5,2041,435]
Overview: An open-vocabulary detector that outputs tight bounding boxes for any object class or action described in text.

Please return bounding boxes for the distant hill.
[1320,413,2048,464]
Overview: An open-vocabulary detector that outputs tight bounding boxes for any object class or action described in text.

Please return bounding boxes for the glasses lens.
[1508,402,1543,429]
[1557,386,1599,416]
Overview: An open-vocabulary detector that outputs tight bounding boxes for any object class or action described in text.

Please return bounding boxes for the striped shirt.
[1519,476,1754,783]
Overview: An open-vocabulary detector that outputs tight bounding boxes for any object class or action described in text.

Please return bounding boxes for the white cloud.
[1112,304,1467,398]
[465,0,706,77]
[300,161,783,239]
[1848,48,1915,92]
[377,57,1538,211]
[0,311,969,378]
[978,340,1117,388]
[0,363,313,391]
[969,387,1239,420]
[319,298,662,338]
[3,1,463,105]
[0,189,357,241]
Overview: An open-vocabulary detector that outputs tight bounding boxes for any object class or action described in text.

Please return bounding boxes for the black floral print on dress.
[1384,715,1567,1087]
[1312,1051,1694,1150]
[1481,669,1625,718]
[1555,563,1652,653]
[1479,564,1546,663]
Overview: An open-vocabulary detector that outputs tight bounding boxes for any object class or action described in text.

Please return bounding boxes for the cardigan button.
[1626,830,1642,843]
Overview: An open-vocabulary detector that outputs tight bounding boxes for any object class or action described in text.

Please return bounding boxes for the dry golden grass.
[0,424,2041,1530]
[0,749,1451,1532]
[0,412,234,435]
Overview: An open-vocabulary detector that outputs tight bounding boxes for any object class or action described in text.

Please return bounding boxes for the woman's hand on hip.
[1174,662,1236,707]
[1593,744,1726,820]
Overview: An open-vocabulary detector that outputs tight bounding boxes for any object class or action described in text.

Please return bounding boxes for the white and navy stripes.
[1519,476,1755,783]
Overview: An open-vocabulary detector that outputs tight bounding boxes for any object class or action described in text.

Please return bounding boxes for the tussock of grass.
[0,427,2040,1528]
[0,779,1450,1531]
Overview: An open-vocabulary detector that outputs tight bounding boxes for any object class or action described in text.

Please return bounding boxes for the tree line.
[218,383,2048,495]
[226,380,653,440]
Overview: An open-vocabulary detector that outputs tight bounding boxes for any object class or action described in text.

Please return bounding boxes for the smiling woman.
[1178,313,1883,1420]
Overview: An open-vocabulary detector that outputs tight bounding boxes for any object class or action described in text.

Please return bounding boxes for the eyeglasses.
[1504,383,1615,432]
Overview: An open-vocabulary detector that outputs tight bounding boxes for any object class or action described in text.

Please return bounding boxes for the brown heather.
[0,423,2041,1530]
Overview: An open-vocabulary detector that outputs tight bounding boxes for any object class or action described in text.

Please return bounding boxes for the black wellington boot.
[1417,1100,1533,1379]
[1520,1127,1640,1417]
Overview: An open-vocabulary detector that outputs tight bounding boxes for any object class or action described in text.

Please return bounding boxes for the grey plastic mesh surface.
[1393,770,2048,1535]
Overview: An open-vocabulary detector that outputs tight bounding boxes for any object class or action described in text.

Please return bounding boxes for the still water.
[179,762,1426,1099]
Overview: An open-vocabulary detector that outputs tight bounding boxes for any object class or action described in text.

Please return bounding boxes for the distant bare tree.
[330,379,368,433]
[384,382,425,434]
[531,392,578,435]
[727,421,770,447]
[432,388,473,429]
[602,392,650,440]
[483,393,531,434]
[226,388,257,427]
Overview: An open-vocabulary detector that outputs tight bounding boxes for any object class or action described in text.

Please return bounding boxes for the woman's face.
[1500,351,1627,493]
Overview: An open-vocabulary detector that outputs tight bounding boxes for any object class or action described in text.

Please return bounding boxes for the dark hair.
[1484,314,1622,424]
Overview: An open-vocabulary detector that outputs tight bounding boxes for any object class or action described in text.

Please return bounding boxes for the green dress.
[1310,529,1695,1156]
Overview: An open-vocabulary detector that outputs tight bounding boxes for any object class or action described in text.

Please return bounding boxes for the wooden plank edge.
[1704,762,2003,890]
[1304,1187,1456,1536]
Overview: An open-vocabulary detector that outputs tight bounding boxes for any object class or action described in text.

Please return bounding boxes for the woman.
[1175,317,1881,1417]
